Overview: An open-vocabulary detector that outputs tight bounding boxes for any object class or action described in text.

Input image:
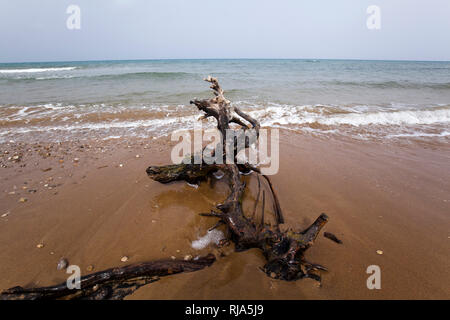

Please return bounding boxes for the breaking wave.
[0,67,77,74]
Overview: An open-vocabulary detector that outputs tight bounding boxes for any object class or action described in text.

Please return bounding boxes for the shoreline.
[0,130,449,299]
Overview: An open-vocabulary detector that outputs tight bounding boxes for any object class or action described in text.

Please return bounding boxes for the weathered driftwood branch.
[1,255,215,300]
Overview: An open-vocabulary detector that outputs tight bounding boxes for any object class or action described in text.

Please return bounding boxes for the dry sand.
[0,130,449,299]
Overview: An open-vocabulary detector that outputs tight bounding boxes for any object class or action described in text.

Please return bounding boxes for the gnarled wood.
[148,77,329,281]
[1,254,215,300]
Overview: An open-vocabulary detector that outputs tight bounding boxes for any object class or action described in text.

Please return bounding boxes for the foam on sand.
[191,229,225,250]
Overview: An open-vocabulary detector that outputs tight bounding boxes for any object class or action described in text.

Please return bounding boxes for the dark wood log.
[1,254,215,300]
[324,232,343,244]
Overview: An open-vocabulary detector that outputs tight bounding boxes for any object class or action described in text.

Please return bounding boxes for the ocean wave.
[0,67,77,74]
[246,105,450,127]
[387,131,450,138]
[0,70,194,82]
[1,102,449,143]
[92,71,194,81]
[327,80,450,90]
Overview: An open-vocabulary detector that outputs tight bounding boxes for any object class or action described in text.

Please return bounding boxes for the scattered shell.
[36,243,44,248]
[1,212,9,218]
[376,250,383,255]
[151,220,157,223]
[120,256,128,262]
[73,158,80,162]
[135,155,140,158]
[19,197,27,203]
[57,258,69,270]
[186,182,198,189]
[213,170,225,180]
[184,255,193,261]
[176,249,180,253]
[119,164,123,168]
[86,265,94,272]
[170,256,176,260]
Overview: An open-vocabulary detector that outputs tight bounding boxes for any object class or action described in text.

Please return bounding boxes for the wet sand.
[0,130,449,299]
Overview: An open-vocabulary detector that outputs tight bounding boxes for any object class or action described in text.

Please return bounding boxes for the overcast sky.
[1,0,449,63]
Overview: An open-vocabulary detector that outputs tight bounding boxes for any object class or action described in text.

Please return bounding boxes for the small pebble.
[19,197,27,203]
[170,256,176,260]
[36,243,44,248]
[86,265,94,272]
[184,255,193,261]
[1,212,9,218]
[135,155,140,158]
[57,258,69,270]
[270,272,277,279]
[120,256,128,262]
[73,158,80,162]
[119,164,123,167]
[376,250,383,255]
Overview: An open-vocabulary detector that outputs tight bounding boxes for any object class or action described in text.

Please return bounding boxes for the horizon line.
[1,57,450,64]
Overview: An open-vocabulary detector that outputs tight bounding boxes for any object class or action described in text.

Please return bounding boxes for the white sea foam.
[248,105,450,127]
[1,101,449,143]
[191,229,225,250]
[0,67,77,74]
[387,131,450,138]
[0,115,199,134]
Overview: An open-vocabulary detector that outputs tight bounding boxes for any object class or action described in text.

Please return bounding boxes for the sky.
[0,0,449,63]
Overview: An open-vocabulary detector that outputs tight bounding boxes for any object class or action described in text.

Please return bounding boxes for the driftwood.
[1,77,329,300]
[324,232,343,244]
[148,77,329,281]
[0,255,215,300]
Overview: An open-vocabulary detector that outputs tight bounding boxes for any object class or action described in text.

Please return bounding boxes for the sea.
[0,59,449,144]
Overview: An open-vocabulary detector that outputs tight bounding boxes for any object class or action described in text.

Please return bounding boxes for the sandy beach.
[0,130,448,299]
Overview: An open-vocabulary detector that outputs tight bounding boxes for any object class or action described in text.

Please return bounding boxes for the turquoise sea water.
[0,59,449,142]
